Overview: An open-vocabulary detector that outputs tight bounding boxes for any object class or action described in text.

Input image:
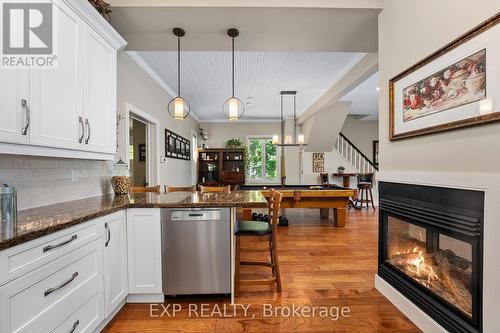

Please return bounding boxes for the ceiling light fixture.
[167,28,190,120]
[273,91,307,147]
[223,28,244,121]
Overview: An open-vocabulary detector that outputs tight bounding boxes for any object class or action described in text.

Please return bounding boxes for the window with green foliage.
[246,137,279,183]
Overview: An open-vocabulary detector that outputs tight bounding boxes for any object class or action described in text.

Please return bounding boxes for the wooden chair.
[234,189,283,295]
[164,185,196,193]
[129,185,160,194]
[355,173,375,210]
[199,185,231,193]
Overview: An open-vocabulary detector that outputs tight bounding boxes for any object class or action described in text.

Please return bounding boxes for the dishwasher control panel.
[170,209,221,221]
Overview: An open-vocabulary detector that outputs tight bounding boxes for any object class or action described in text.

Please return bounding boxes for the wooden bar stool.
[355,173,375,210]
[129,185,160,194]
[199,185,231,193]
[164,185,196,193]
[234,189,283,295]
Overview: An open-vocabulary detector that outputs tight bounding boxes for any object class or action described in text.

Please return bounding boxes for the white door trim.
[124,103,160,186]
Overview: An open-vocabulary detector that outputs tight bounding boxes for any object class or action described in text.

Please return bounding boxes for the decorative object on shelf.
[312,153,325,172]
[372,140,379,166]
[222,28,244,120]
[165,129,191,160]
[139,144,146,162]
[337,166,345,174]
[225,138,243,149]
[389,13,500,140]
[198,125,208,141]
[111,159,130,195]
[272,91,307,147]
[88,0,112,22]
[167,28,191,120]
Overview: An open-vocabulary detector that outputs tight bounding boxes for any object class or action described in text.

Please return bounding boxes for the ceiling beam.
[298,52,378,124]
[108,0,383,9]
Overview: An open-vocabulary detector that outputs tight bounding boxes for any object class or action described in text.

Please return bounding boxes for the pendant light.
[223,28,244,121]
[167,28,190,120]
[273,91,307,147]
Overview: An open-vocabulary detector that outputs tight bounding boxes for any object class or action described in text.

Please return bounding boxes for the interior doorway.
[129,117,149,187]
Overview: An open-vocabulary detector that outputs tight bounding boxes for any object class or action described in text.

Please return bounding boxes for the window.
[246,136,280,183]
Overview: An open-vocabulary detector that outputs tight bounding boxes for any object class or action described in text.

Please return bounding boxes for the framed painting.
[312,153,325,173]
[389,13,500,140]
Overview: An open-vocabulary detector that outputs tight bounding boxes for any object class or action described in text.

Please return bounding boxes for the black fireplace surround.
[378,182,484,333]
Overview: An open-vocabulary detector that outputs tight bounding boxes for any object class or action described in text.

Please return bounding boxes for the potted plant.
[337,166,345,174]
[226,138,243,149]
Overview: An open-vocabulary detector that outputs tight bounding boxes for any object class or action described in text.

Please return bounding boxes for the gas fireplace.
[378,182,483,333]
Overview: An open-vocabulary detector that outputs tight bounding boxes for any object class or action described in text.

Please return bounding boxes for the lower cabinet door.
[126,209,162,294]
[103,212,128,317]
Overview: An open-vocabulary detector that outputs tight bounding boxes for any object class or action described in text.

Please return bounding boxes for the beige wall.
[379,0,500,173]
[117,53,198,187]
[199,122,280,148]
[341,115,378,159]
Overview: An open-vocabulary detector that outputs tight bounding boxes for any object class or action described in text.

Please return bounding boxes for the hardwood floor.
[104,208,421,333]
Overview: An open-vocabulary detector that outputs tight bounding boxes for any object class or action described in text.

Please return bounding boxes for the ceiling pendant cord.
[232,36,235,98]
[177,35,181,97]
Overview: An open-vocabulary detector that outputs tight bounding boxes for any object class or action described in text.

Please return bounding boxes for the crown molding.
[62,0,127,50]
[127,51,200,121]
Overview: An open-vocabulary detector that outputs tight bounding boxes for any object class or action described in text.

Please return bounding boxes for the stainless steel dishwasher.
[162,208,231,295]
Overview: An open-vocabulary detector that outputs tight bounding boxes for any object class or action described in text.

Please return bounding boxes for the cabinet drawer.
[0,240,103,333]
[0,221,98,285]
[48,292,101,333]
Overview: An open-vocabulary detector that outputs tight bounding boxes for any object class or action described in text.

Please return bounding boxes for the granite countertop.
[0,190,267,251]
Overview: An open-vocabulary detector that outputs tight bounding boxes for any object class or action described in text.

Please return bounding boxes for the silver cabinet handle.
[21,99,30,135]
[85,118,91,144]
[69,320,80,333]
[44,271,78,297]
[105,222,111,247]
[78,117,84,143]
[43,235,77,253]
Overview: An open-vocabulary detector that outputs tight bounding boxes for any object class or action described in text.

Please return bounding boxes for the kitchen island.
[0,190,266,333]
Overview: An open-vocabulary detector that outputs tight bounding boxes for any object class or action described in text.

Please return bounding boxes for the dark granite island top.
[0,190,267,251]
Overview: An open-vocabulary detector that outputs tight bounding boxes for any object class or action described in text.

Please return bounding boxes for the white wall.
[378,1,500,332]
[117,53,198,186]
[199,122,280,148]
[341,115,378,159]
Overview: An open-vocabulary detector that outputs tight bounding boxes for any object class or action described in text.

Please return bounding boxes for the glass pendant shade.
[168,96,190,120]
[297,134,305,145]
[168,27,190,120]
[223,97,244,121]
[272,135,279,145]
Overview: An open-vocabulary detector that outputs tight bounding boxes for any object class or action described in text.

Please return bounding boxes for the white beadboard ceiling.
[135,51,364,121]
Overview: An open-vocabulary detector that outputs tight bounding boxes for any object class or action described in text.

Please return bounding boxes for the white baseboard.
[127,293,165,303]
[375,275,448,333]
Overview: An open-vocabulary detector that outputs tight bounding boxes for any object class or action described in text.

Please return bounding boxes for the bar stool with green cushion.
[234,189,283,295]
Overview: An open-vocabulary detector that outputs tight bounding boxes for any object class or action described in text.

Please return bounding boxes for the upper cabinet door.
[83,28,117,154]
[29,1,84,150]
[0,69,29,144]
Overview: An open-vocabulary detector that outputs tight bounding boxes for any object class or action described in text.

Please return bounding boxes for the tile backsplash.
[0,155,113,210]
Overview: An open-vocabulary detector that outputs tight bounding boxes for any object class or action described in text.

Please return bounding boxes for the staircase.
[335,132,378,173]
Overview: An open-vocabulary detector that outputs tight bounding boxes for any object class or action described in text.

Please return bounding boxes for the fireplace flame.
[403,246,439,287]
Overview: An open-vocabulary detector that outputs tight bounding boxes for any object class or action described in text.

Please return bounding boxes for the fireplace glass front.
[386,216,473,317]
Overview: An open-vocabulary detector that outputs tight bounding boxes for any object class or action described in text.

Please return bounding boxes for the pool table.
[239,184,355,227]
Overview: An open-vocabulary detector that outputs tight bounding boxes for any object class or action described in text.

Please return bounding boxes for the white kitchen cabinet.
[0,0,126,160]
[82,27,117,154]
[126,209,163,298]
[103,212,128,317]
[0,69,30,144]
[29,0,84,151]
